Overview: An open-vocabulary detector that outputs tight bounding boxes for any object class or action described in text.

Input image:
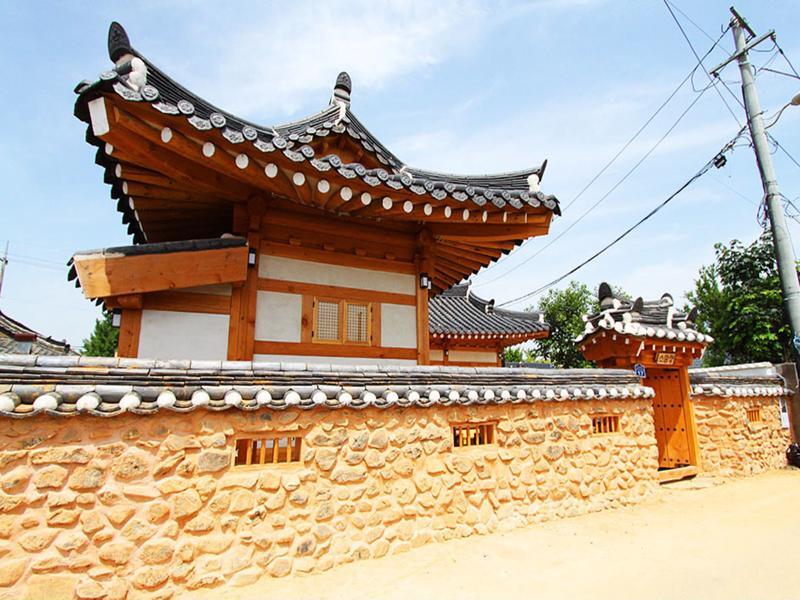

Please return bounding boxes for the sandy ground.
[185,469,800,600]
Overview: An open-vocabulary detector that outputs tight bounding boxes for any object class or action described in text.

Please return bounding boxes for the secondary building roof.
[576,282,712,344]
[0,311,74,356]
[72,22,562,292]
[429,283,548,345]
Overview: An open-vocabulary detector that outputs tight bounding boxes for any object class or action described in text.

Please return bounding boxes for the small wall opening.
[452,423,495,448]
[234,436,303,466]
[591,414,620,435]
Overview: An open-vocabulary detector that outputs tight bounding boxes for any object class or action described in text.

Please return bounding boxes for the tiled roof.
[688,370,789,398]
[0,354,653,418]
[0,311,74,356]
[576,283,712,344]
[429,283,548,339]
[73,22,560,244]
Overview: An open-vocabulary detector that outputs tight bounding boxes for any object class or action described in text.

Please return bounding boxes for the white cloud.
[176,1,489,118]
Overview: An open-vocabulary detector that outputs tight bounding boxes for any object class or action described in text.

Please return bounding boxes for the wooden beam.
[73,246,248,299]
[257,278,416,306]
[100,120,253,201]
[429,222,549,240]
[117,100,300,201]
[262,207,416,249]
[261,241,416,275]
[253,341,417,360]
[142,290,231,314]
[436,246,488,273]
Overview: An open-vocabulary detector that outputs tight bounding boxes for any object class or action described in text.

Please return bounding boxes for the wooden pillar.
[117,308,142,358]
[678,365,702,470]
[227,198,264,360]
[113,294,142,358]
[415,228,434,365]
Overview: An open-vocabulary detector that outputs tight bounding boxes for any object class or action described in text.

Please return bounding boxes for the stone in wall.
[692,395,790,477]
[0,400,664,598]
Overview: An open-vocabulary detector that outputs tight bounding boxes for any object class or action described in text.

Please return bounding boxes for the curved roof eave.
[75,23,561,233]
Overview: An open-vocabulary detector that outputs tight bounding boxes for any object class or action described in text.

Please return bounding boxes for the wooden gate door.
[648,369,692,469]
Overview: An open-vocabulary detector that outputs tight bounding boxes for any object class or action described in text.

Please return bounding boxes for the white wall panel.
[255,291,302,343]
[138,310,229,360]
[253,354,417,366]
[448,349,498,363]
[260,255,415,295]
[381,304,417,349]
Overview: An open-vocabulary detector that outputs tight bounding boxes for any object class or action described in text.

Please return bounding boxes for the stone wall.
[692,395,790,477]
[0,399,658,599]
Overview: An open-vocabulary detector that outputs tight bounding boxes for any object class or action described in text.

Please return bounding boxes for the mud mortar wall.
[0,400,658,599]
[692,396,790,476]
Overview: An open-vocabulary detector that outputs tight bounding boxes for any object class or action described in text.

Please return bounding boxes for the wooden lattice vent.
[234,436,302,467]
[746,407,763,424]
[452,423,495,448]
[591,415,620,435]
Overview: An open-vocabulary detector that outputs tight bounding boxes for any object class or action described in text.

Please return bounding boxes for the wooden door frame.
[646,365,701,472]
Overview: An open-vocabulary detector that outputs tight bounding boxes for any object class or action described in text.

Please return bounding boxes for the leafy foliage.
[502,345,542,364]
[509,281,631,368]
[522,281,595,368]
[687,232,792,366]
[82,312,119,357]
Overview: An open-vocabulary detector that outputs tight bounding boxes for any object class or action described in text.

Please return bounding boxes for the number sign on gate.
[655,352,676,366]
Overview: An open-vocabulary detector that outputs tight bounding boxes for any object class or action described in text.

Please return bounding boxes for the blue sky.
[1,0,800,348]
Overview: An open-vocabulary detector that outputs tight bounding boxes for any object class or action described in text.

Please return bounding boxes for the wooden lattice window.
[592,415,620,435]
[452,423,495,448]
[314,300,340,342]
[312,298,372,345]
[746,407,763,423]
[346,302,369,343]
[234,436,302,467]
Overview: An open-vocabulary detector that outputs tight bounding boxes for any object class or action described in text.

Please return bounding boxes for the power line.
[768,133,800,170]
[497,127,748,308]
[662,0,719,45]
[758,67,800,81]
[6,252,65,266]
[475,74,716,289]
[775,40,800,79]
[559,19,731,216]
[664,0,743,128]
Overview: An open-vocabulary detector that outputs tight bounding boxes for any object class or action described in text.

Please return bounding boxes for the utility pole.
[713,7,800,363]
[0,241,8,300]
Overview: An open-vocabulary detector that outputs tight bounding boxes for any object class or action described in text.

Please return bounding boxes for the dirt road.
[185,469,800,600]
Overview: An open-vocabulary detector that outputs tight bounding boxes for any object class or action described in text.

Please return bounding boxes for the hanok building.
[0,310,73,356]
[428,283,548,366]
[68,22,559,364]
[0,24,792,599]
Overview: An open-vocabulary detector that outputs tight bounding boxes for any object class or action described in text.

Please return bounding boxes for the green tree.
[530,281,595,368]
[503,345,538,364]
[82,312,119,357]
[687,231,792,366]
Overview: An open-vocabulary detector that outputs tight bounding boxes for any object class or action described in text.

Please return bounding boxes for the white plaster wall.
[138,310,229,360]
[448,349,498,363]
[260,255,415,295]
[381,304,417,349]
[253,354,417,366]
[255,291,302,343]
[430,349,444,362]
